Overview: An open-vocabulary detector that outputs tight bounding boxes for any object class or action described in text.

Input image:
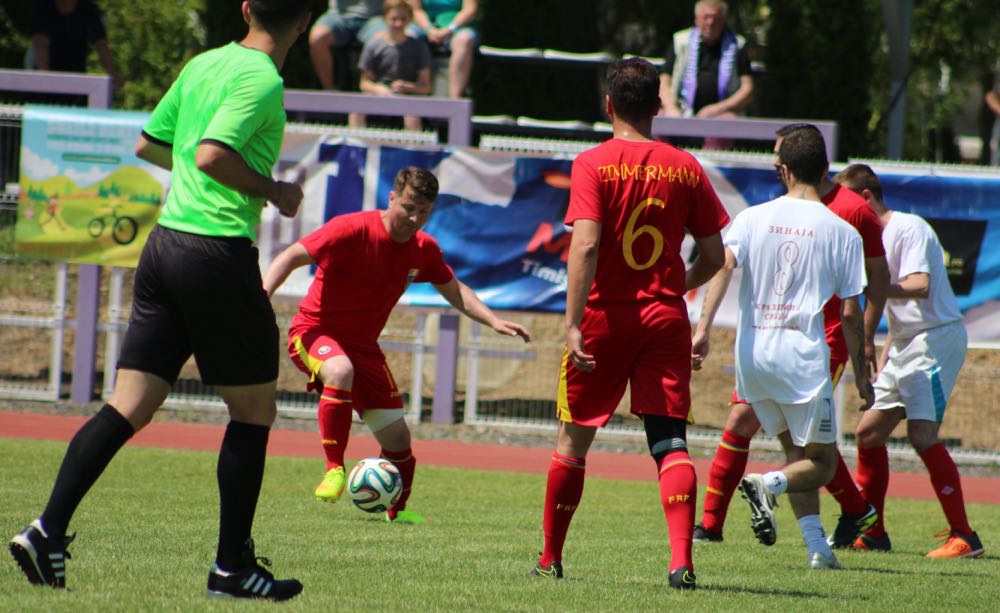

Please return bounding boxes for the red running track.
[1,411,997,504]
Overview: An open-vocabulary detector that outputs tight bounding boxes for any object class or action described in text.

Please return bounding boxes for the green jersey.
[143,42,286,240]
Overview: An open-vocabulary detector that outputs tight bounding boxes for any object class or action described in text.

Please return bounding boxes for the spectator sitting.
[309,0,386,90]
[658,0,752,119]
[351,0,432,131]
[28,0,123,89]
[407,0,478,99]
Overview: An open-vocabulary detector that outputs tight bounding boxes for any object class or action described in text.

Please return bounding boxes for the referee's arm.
[135,133,172,170]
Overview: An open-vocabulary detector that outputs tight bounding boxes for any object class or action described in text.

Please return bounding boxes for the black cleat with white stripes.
[206,539,302,601]
[9,519,74,588]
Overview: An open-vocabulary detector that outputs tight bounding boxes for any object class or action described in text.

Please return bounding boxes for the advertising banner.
[15,106,168,267]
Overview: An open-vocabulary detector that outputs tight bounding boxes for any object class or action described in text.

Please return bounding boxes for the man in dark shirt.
[659,0,752,118]
[29,0,123,88]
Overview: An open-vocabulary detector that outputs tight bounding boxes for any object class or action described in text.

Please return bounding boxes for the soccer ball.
[347,458,402,513]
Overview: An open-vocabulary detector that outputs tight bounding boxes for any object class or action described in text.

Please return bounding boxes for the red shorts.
[288,325,403,412]
[557,300,691,427]
[730,357,847,405]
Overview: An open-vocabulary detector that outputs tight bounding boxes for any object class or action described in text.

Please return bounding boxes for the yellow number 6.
[622,197,665,270]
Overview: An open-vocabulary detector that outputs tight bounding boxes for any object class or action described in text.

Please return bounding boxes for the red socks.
[701,430,751,533]
[317,386,353,471]
[539,453,585,567]
[382,447,416,511]
[920,443,972,535]
[856,445,890,537]
[658,451,697,573]
[824,451,868,515]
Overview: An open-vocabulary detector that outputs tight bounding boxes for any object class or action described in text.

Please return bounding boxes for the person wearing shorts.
[835,164,984,558]
[407,0,479,98]
[695,127,870,570]
[531,58,728,590]
[309,0,385,89]
[263,166,529,524]
[8,0,310,601]
[691,123,889,547]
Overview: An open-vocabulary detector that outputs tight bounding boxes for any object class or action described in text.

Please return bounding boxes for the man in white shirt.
[693,128,870,569]
[834,164,984,559]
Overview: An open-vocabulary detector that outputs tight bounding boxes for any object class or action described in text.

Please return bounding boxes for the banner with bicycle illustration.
[15,106,168,267]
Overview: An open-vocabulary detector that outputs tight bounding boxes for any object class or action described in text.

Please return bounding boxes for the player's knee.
[725,403,760,437]
[855,423,884,448]
[319,358,354,388]
[643,415,688,463]
[906,420,939,453]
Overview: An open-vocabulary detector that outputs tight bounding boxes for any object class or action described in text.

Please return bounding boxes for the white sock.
[798,514,833,557]
[762,470,788,496]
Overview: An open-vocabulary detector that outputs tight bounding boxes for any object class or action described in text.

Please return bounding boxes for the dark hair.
[248,0,310,31]
[606,58,661,123]
[393,167,439,202]
[775,122,822,138]
[835,163,883,202]
[778,128,828,186]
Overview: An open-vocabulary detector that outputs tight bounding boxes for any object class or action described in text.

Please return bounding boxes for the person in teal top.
[408,0,478,98]
[9,1,309,602]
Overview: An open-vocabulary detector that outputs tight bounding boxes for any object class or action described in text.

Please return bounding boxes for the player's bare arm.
[887,271,930,299]
[691,246,736,370]
[433,278,531,342]
[195,142,303,217]
[565,219,600,372]
[841,294,873,409]
[862,254,890,378]
[685,231,726,291]
[134,134,173,171]
[262,242,314,297]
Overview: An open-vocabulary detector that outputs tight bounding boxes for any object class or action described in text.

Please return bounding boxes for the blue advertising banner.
[263,142,1000,343]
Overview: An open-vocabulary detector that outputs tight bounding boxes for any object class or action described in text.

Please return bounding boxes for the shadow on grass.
[702,584,838,598]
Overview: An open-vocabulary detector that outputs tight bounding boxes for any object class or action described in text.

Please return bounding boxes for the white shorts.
[872,321,967,422]
[751,396,837,446]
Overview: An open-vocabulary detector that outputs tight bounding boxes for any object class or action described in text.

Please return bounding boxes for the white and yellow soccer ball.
[347,458,402,513]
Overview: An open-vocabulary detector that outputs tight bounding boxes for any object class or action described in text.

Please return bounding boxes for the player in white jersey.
[693,128,870,570]
[834,164,984,558]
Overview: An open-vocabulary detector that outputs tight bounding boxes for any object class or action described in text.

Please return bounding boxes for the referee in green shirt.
[10,1,310,601]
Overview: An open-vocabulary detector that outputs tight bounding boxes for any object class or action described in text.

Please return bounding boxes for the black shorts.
[117,225,279,386]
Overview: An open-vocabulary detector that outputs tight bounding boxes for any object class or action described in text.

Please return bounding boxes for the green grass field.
[1,438,997,611]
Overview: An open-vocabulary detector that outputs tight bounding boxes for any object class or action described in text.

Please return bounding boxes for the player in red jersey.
[263,166,530,523]
[531,58,728,590]
[691,123,889,547]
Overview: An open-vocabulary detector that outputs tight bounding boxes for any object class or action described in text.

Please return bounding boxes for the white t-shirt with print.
[726,196,866,404]
[882,211,962,338]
